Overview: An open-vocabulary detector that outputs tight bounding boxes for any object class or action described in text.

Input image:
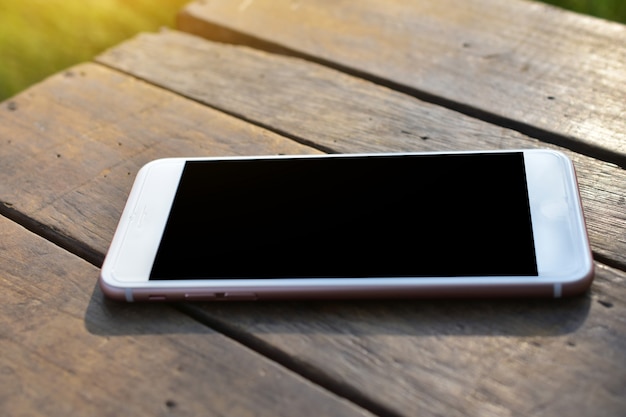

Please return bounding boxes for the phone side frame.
[557,159,594,297]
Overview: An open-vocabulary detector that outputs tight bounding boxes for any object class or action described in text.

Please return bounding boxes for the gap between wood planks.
[167,27,626,169]
[176,0,626,168]
[93,59,338,157]
[176,302,405,417]
[0,201,103,267]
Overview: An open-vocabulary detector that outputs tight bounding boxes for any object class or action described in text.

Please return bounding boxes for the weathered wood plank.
[178,0,626,166]
[0,63,321,265]
[188,261,626,417]
[95,30,626,269]
[0,216,372,417]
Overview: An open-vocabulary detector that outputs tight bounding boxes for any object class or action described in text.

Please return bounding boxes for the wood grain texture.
[178,0,626,166]
[189,262,626,417]
[0,16,623,417]
[95,30,626,269]
[0,63,321,265]
[0,216,371,417]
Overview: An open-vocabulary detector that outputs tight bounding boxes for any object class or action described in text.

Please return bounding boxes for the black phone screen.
[150,152,537,279]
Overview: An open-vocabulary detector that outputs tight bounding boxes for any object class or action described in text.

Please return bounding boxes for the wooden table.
[1,1,625,415]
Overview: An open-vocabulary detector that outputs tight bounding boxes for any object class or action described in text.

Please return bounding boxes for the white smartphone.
[100,150,594,302]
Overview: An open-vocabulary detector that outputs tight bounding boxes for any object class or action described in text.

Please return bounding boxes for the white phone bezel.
[100,150,593,300]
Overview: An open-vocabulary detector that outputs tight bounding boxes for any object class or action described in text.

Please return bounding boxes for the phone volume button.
[224,292,258,300]
[184,292,258,301]
[185,293,217,300]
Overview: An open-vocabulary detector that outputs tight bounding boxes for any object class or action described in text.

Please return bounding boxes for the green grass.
[0,0,189,100]
[0,0,624,102]
[540,0,626,23]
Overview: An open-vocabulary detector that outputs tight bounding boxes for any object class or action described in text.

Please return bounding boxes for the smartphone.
[99,150,593,301]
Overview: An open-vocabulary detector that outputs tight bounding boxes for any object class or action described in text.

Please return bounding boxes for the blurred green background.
[0,0,189,101]
[1,0,625,102]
